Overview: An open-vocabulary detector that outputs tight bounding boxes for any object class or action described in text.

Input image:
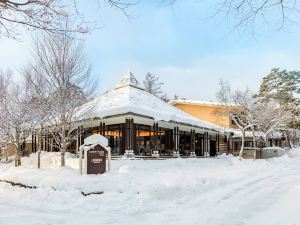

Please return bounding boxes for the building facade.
[169,99,288,156]
[7,72,226,159]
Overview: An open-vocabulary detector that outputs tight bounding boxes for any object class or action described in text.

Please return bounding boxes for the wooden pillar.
[156,123,159,151]
[124,118,135,152]
[99,122,106,136]
[125,119,129,150]
[191,130,196,153]
[217,134,220,154]
[153,122,159,151]
[183,131,186,153]
[204,132,210,156]
[208,132,211,155]
[129,119,132,150]
[102,122,106,136]
[203,133,205,156]
[173,126,179,155]
[173,127,177,151]
[152,122,159,156]
[227,136,230,154]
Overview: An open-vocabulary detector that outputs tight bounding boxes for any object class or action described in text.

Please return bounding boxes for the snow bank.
[0,151,292,194]
[0,149,299,225]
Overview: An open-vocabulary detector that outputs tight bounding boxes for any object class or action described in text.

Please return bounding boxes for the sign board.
[79,134,111,175]
[86,144,107,174]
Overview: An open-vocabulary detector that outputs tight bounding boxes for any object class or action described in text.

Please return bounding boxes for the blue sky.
[1,0,300,101]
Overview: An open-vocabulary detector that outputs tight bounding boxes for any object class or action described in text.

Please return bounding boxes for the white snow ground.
[0,151,300,225]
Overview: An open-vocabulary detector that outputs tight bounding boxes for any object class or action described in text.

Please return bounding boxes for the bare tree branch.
[0,0,137,39]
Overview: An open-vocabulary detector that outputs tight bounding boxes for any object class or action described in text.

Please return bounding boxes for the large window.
[106,124,122,155]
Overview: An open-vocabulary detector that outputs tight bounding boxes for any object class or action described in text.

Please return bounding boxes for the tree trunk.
[252,128,256,160]
[5,148,8,162]
[61,150,65,167]
[15,131,21,167]
[37,130,42,169]
[61,127,66,167]
[238,130,245,160]
[15,145,21,167]
[283,131,292,149]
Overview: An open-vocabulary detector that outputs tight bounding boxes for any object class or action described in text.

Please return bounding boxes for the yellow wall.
[173,103,235,128]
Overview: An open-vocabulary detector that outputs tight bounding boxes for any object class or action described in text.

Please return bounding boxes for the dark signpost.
[86,144,107,174]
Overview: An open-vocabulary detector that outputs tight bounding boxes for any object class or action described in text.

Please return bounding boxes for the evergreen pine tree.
[257,68,300,128]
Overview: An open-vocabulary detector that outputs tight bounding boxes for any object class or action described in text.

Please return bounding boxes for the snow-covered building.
[1,72,228,159]
[69,72,224,157]
[170,99,288,155]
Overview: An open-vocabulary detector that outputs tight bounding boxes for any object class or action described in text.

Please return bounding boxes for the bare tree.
[0,0,136,39]
[217,80,258,159]
[26,29,96,167]
[0,70,38,166]
[217,79,291,159]
[252,100,291,148]
[213,0,300,32]
[167,0,300,33]
[143,72,169,101]
[143,73,164,96]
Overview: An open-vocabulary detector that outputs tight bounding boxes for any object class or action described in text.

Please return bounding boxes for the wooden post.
[31,133,34,153]
[79,145,83,175]
[173,126,180,157]
[217,134,220,154]
[190,129,196,157]
[76,126,79,156]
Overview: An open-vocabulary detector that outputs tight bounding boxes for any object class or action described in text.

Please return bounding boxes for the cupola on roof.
[114,71,144,90]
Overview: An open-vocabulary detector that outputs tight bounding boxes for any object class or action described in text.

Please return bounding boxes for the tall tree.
[26,28,96,167]
[0,70,39,166]
[258,68,300,129]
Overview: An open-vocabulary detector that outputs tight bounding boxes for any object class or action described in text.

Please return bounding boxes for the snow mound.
[84,134,108,147]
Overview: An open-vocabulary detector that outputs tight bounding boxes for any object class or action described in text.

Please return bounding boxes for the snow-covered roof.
[169,99,236,107]
[79,72,221,132]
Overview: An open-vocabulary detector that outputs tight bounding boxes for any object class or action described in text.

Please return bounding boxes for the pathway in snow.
[0,151,299,225]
